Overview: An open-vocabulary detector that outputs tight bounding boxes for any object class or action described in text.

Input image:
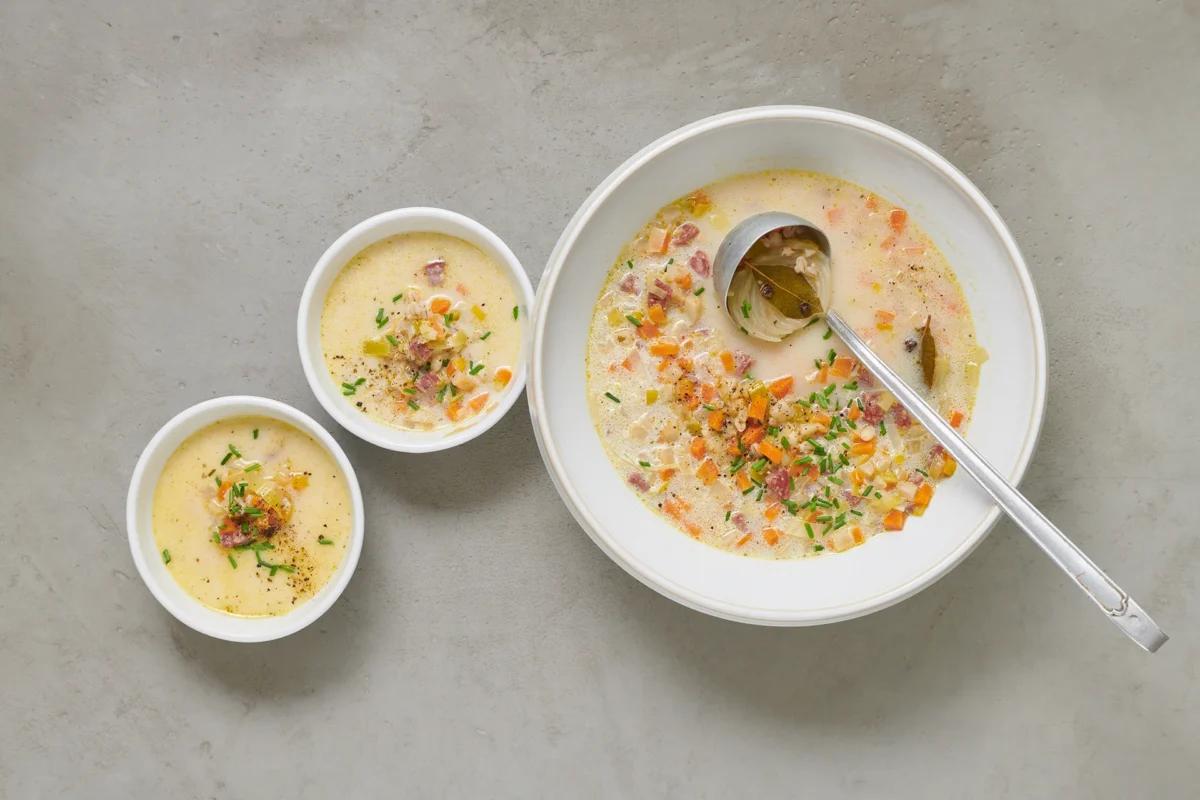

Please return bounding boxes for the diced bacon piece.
[218,521,253,548]
[409,339,433,363]
[861,394,884,425]
[628,473,650,492]
[672,223,700,245]
[891,404,913,428]
[688,249,711,277]
[423,259,446,286]
[766,467,791,500]
[733,350,754,376]
[647,278,673,308]
[415,371,440,394]
[731,513,749,532]
[618,273,640,294]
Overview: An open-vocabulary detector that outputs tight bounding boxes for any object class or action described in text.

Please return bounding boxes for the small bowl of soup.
[126,396,364,642]
[298,208,534,452]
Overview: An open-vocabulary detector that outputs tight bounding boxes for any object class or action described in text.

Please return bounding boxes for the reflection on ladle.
[711,212,1167,653]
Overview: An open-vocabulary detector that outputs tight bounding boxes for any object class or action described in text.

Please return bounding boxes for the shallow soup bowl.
[126,395,365,642]
[529,106,1046,625]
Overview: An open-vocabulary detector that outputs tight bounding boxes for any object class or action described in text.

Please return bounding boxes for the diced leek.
[646,389,659,405]
[451,331,469,349]
[362,337,392,357]
[471,304,487,320]
[607,308,623,327]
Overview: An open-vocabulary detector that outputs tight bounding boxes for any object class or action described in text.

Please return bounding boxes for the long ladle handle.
[825,310,1167,652]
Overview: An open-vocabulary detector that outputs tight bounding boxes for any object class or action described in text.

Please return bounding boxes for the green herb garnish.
[392,292,404,302]
[244,463,261,473]
[318,535,334,545]
[469,362,485,376]
[823,326,833,340]
[252,428,259,439]
[375,307,388,328]
[604,392,621,403]
[481,331,492,340]
[512,305,519,319]
[407,399,420,411]
[741,300,751,319]
[638,460,651,468]
[227,554,237,569]
[694,287,705,296]
[386,334,400,347]
[161,549,171,565]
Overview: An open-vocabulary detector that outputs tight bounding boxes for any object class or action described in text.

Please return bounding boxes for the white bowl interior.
[531,107,1045,624]
[298,208,534,453]
[126,396,364,642]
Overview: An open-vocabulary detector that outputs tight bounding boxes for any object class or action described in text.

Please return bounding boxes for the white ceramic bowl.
[126,396,365,642]
[529,106,1047,625]
[298,207,534,452]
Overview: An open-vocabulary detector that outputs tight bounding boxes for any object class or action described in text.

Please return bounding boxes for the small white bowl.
[530,106,1047,626]
[126,395,364,642]
[298,207,534,452]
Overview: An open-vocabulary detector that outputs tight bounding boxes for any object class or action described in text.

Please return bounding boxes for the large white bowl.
[529,106,1046,625]
[298,207,534,453]
[126,396,365,642]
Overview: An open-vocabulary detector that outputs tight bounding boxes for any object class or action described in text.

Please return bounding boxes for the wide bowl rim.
[527,105,1047,625]
[125,394,366,642]
[297,206,535,453]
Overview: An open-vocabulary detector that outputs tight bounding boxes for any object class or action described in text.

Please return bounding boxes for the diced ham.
[688,250,711,278]
[891,404,913,429]
[733,350,753,376]
[672,223,700,245]
[766,467,791,500]
[732,513,749,532]
[415,371,439,394]
[423,259,446,286]
[648,278,673,308]
[628,473,650,492]
[618,273,640,294]
[861,394,884,425]
[218,521,253,548]
[858,370,876,388]
[841,491,863,508]
[409,339,433,363]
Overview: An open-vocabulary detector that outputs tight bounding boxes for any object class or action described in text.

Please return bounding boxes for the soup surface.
[321,232,522,431]
[152,416,352,616]
[586,170,986,558]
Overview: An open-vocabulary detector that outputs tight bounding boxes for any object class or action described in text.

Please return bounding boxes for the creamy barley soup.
[152,416,352,616]
[321,232,522,431]
[586,170,986,558]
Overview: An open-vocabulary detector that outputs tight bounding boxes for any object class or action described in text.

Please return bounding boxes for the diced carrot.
[740,425,766,446]
[826,206,844,224]
[707,410,724,430]
[700,383,716,402]
[659,468,676,481]
[865,195,880,211]
[888,208,908,233]
[768,375,794,399]
[649,340,678,357]
[684,521,702,538]
[914,483,934,507]
[430,297,451,314]
[637,322,660,339]
[657,357,673,372]
[847,403,862,421]
[446,399,463,421]
[676,356,693,371]
[217,480,232,500]
[747,394,768,422]
[883,509,906,531]
[493,367,513,387]
[851,526,865,545]
[880,235,897,252]
[676,377,695,401]
[849,469,864,489]
[719,350,736,373]
[829,357,854,378]
[658,226,675,254]
[812,412,832,428]
[850,441,877,457]
[734,471,752,492]
[942,455,958,477]
[696,459,719,485]
[647,305,667,325]
[874,309,896,326]
[758,440,784,464]
[763,528,781,546]
[735,533,752,547]
[291,474,309,490]
[689,437,706,459]
[663,498,685,518]
[674,271,693,291]
[763,504,781,521]
[469,393,489,412]
[949,410,964,428]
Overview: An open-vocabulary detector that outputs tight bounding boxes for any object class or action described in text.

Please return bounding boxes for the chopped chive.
[827,348,837,364]
[625,314,642,327]
[805,523,815,539]
[850,509,864,517]
[879,418,888,436]
[861,484,874,497]
[214,475,222,487]
[512,305,519,319]
[604,392,621,403]
[916,468,929,477]
[228,554,237,569]
[742,485,755,495]
[780,436,790,450]
[318,535,334,545]
[386,334,400,347]
[625,260,634,269]
[843,381,858,391]
[392,292,404,302]
[375,307,387,328]
[481,331,492,340]
[725,510,731,522]
[638,460,651,468]
[436,384,449,403]
[252,428,259,439]
[823,384,836,396]
[813,544,825,551]
[220,452,233,465]
[827,476,844,485]
[407,399,420,411]
[741,300,751,319]
[244,463,261,473]
[161,549,171,565]
[822,326,833,340]
[469,362,485,376]
[694,287,705,296]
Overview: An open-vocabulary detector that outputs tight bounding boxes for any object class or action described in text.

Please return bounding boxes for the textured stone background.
[2,1,1197,797]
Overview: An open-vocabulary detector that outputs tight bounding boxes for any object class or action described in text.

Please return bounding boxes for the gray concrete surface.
[2,1,1198,797]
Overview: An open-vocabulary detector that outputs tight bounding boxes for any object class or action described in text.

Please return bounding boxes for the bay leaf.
[742,261,824,320]
[919,316,937,387]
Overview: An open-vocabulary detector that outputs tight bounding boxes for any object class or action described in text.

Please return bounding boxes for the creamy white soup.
[321,232,522,431]
[586,170,986,558]
[152,416,352,616]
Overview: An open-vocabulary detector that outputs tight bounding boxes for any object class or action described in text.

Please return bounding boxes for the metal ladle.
[713,212,1167,653]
